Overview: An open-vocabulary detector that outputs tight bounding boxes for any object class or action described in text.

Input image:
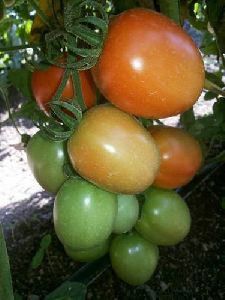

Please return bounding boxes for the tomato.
[53,177,117,250]
[31,65,97,115]
[67,104,160,194]
[135,187,191,246]
[64,239,109,262]
[92,8,205,118]
[113,194,139,234]
[148,125,203,189]
[26,131,67,193]
[110,231,159,285]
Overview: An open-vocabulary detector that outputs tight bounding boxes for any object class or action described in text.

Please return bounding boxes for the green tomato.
[110,231,159,286]
[54,178,117,250]
[64,239,109,262]
[26,131,67,193]
[113,194,139,234]
[135,187,191,246]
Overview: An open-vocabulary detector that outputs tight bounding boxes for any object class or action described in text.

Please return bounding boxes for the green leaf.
[213,99,225,124]
[180,108,195,130]
[31,248,45,269]
[159,0,180,24]
[0,223,14,300]
[221,197,225,210]
[40,234,52,250]
[8,69,33,99]
[45,281,87,300]
[204,91,217,100]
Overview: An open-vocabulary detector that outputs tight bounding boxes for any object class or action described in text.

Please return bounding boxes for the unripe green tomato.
[110,231,159,285]
[64,239,109,262]
[26,131,67,193]
[135,187,191,245]
[54,178,117,250]
[113,194,139,234]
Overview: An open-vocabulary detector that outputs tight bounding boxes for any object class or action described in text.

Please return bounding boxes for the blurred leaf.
[0,223,14,300]
[45,281,87,300]
[213,98,225,124]
[31,234,52,269]
[8,68,33,99]
[206,0,225,53]
[159,0,180,24]
[204,91,217,100]
[180,108,195,130]
[40,234,52,250]
[31,248,45,269]
[221,197,225,209]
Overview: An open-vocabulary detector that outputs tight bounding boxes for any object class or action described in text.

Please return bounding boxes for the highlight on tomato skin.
[92,8,205,119]
[31,64,97,115]
[148,125,203,189]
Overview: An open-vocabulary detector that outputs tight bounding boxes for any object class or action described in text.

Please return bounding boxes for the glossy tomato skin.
[64,239,109,262]
[113,194,139,234]
[149,126,203,189]
[92,8,205,118]
[135,187,191,246]
[110,231,159,285]
[67,104,160,194]
[31,65,96,115]
[26,131,67,193]
[54,178,117,250]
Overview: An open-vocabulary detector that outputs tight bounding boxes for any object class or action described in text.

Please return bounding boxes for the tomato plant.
[148,125,203,189]
[113,194,139,234]
[53,177,117,250]
[31,65,97,115]
[67,104,160,194]
[135,187,191,246]
[64,239,109,262]
[26,131,67,193]
[110,231,159,285]
[92,8,205,118]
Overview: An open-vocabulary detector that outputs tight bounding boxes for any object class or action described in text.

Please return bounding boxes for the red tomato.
[148,125,203,189]
[31,64,97,115]
[92,8,205,118]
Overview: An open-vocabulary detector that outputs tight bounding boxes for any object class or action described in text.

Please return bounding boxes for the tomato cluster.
[28,7,204,286]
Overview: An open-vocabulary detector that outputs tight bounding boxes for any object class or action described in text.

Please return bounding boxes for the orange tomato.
[148,125,203,189]
[68,104,160,194]
[92,8,205,118]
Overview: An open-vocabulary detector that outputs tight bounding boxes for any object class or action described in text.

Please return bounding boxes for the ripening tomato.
[92,8,205,118]
[31,64,96,115]
[148,126,203,189]
[67,104,160,194]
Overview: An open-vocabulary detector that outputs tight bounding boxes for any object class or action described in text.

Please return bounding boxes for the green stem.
[0,88,22,136]
[0,44,39,52]
[158,0,181,25]
[29,0,53,29]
